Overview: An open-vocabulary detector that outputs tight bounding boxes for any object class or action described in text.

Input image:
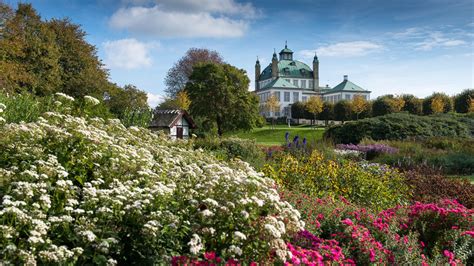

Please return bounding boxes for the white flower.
[228,245,242,256]
[264,224,281,238]
[55,92,75,102]
[188,234,203,255]
[80,230,97,242]
[240,210,249,219]
[233,231,247,241]
[201,209,213,217]
[84,95,100,105]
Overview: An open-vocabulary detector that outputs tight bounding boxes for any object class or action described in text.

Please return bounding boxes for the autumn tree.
[106,84,149,117]
[305,96,323,127]
[372,95,405,117]
[165,48,224,97]
[48,18,110,98]
[319,102,334,126]
[176,90,191,111]
[265,94,280,129]
[351,95,368,120]
[0,3,61,95]
[186,63,259,136]
[422,92,453,115]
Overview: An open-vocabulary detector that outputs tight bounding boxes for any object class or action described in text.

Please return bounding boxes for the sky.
[5,0,474,106]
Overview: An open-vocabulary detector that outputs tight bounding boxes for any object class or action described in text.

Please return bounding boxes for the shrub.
[0,109,304,264]
[454,89,474,113]
[336,143,398,160]
[192,137,265,169]
[281,190,474,265]
[404,169,474,208]
[324,113,472,144]
[263,151,411,211]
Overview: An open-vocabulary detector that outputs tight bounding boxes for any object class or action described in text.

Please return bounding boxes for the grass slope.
[228,125,325,146]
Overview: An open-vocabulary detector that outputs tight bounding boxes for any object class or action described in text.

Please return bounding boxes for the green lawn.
[227,125,325,146]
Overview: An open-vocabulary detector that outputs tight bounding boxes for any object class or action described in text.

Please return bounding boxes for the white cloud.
[415,31,467,50]
[103,38,156,69]
[146,92,164,107]
[109,0,258,38]
[299,41,382,58]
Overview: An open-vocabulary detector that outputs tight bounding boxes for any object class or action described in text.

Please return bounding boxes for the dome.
[259,60,313,80]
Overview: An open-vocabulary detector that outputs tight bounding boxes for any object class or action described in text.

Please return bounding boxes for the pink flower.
[342,218,353,226]
[369,249,376,262]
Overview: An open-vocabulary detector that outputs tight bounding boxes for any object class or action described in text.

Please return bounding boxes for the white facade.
[170,117,190,139]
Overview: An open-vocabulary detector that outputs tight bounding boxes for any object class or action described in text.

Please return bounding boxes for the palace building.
[255,43,371,118]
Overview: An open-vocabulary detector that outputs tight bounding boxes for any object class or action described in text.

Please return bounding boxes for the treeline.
[291,90,473,123]
[0,3,149,121]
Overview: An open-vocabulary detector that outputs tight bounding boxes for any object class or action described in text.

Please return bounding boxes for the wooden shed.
[149,110,196,139]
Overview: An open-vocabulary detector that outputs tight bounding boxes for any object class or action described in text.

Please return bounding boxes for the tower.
[313,53,319,91]
[255,57,261,90]
[271,49,278,79]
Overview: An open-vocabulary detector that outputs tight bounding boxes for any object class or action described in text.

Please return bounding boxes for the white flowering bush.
[0,107,304,264]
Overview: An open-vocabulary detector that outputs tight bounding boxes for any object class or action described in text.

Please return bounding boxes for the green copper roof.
[259,60,313,80]
[261,78,298,90]
[328,79,369,93]
[280,47,293,54]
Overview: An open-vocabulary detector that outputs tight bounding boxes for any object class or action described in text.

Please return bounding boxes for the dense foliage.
[454,89,474,113]
[185,62,260,136]
[192,137,266,170]
[0,99,304,264]
[263,151,410,211]
[0,3,150,118]
[324,112,473,144]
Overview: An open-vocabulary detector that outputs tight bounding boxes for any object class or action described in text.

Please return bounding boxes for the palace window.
[283,107,290,117]
[293,92,299,102]
[302,96,307,102]
[309,80,313,89]
[300,80,306,88]
[284,92,290,102]
[345,94,351,100]
[274,91,281,101]
[293,80,298,87]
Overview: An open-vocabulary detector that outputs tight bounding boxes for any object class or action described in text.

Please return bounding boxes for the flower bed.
[0,107,303,264]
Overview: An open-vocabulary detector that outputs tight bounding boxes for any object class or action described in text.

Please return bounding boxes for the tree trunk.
[216,116,223,136]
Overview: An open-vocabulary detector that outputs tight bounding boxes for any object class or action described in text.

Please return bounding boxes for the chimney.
[343,75,348,81]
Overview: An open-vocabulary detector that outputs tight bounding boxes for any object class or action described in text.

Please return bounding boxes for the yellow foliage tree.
[265,94,280,129]
[176,90,191,111]
[305,96,323,127]
[431,96,444,114]
[352,95,368,120]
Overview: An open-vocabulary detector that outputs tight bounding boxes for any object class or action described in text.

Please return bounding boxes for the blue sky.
[6,0,474,106]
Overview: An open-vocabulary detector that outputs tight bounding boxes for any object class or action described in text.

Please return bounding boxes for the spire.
[272,49,277,60]
[256,56,260,64]
[285,40,288,49]
[313,51,319,62]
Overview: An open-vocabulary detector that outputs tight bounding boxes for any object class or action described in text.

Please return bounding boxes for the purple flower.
[285,132,290,142]
[303,138,307,146]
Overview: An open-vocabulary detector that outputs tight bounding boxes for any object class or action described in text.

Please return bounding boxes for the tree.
[0,3,61,95]
[423,92,453,115]
[185,62,259,136]
[351,95,368,120]
[334,100,352,122]
[431,96,444,114]
[401,94,423,115]
[265,94,280,129]
[165,48,224,97]
[372,95,405,117]
[291,101,306,123]
[454,89,474,113]
[48,18,110,98]
[106,84,149,117]
[305,96,323,127]
[176,90,191,111]
[319,102,334,126]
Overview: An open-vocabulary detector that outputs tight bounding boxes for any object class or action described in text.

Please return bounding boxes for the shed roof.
[149,110,196,129]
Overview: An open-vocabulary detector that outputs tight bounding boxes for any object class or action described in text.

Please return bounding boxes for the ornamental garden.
[1,3,473,265]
